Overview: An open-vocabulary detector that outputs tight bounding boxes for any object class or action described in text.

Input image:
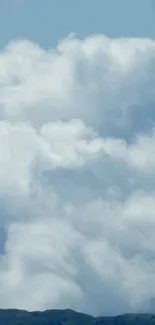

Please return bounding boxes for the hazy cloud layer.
[0,34,155,316]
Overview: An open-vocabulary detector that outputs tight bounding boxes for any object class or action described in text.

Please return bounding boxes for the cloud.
[1,34,155,316]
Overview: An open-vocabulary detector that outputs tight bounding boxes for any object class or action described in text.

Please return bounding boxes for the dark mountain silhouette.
[0,309,155,325]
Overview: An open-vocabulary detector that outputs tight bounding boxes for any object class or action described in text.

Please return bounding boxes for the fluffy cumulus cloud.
[1,34,155,316]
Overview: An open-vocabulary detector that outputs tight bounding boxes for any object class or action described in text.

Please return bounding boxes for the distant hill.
[0,309,155,325]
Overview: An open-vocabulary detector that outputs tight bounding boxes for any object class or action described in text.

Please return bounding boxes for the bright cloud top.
[0,34,155,316]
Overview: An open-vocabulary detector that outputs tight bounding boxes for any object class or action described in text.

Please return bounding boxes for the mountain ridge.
[0,308,155,325]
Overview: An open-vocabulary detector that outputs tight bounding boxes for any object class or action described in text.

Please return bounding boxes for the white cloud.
[1,34,155,316]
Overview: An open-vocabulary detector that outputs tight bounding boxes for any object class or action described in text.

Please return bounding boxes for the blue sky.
[0,0,155,49]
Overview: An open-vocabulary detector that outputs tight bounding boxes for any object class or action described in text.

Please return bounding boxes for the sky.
[0,0,155,48]
[1,0,155,318]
